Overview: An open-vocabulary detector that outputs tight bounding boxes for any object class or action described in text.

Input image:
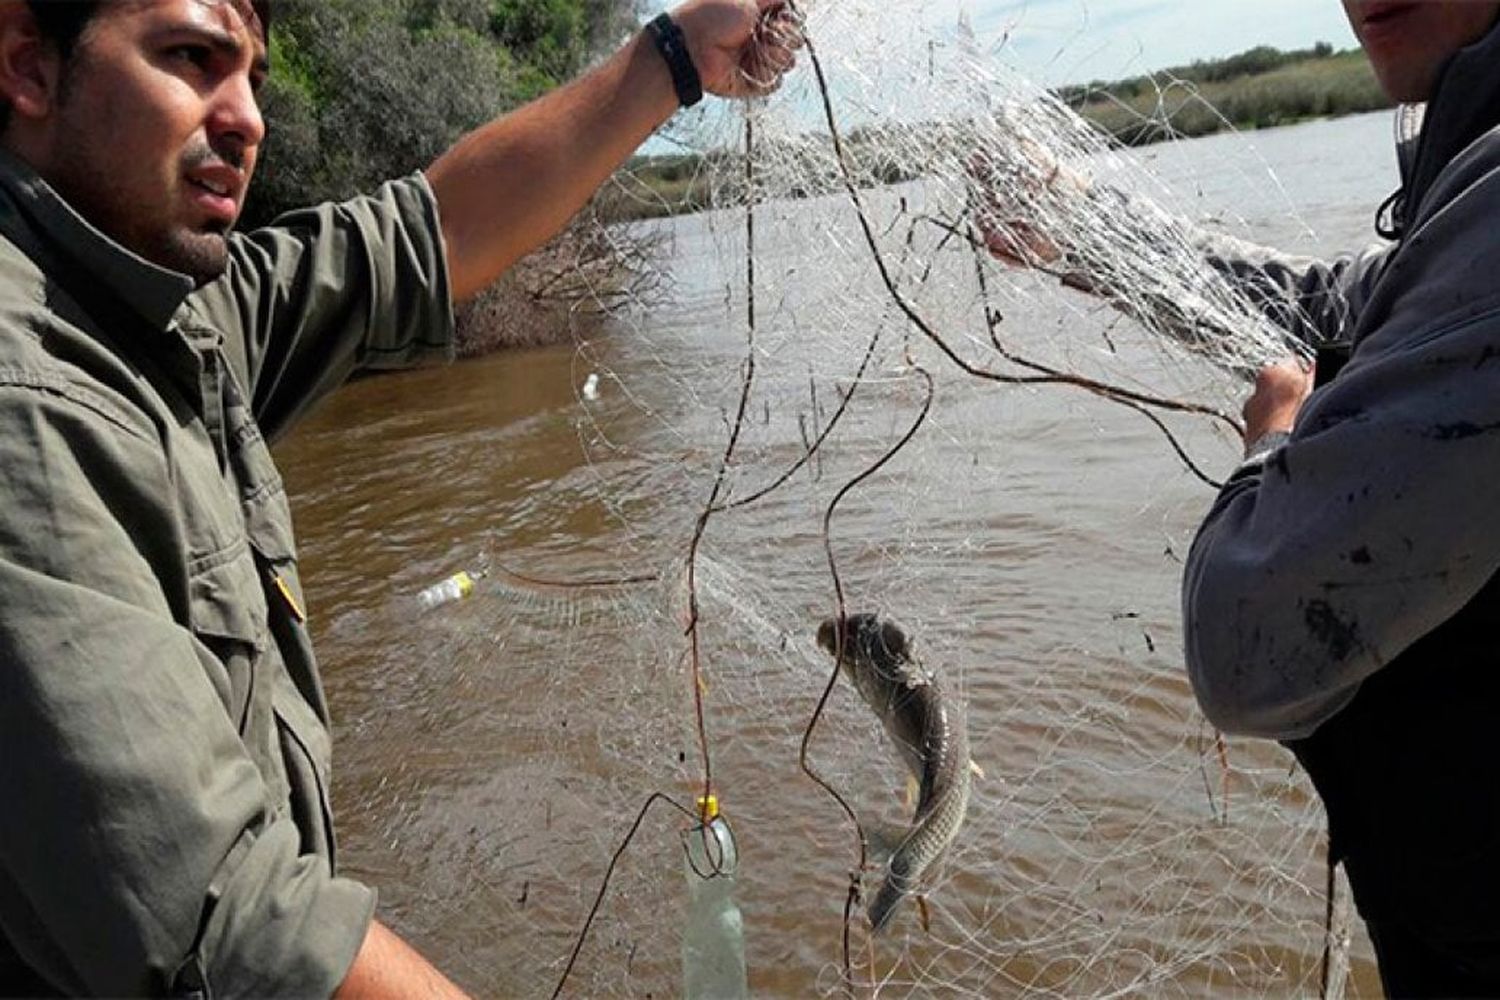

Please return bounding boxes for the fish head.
[815,616,842,657]
[817,613,913,679]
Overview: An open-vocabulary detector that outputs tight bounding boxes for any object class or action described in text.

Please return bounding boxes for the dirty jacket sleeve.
[1182,168,1500,739]
[190,172,456,441]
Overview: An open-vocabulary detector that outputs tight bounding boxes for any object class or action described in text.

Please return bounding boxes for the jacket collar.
[1384,19,1500,237]
[0,146,195,329]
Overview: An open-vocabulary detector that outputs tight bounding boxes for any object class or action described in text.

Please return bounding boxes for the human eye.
[165,43,213,70]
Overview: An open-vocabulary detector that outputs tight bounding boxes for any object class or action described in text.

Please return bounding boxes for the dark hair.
[26,2,100,60]
[27,0,273,57]
[1,1,272,133]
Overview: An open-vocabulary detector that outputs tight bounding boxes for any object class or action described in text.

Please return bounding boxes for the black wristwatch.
[646,12,703,108]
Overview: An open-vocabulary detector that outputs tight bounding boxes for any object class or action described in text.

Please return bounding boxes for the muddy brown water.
[275,113,1398,997]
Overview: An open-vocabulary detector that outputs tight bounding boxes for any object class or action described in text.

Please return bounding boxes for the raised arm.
[426,0,800,302]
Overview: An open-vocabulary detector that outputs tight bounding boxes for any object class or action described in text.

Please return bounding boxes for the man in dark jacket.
[0,0,797,995]
[1185,2,1500,995]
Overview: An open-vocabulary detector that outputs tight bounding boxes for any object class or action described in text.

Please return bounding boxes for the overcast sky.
[935,0,1360,85]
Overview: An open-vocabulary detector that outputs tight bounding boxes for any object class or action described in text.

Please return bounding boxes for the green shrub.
[244,0,640,227]
[1074,48,1390,146]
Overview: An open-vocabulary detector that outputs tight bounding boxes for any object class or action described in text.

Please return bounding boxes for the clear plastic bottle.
[681,795,748,1000]
[415,569,481,610]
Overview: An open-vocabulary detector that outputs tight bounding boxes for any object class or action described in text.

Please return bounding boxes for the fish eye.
[879,621,907,657]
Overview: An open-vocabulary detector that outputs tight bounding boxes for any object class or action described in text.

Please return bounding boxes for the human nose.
[207,72,266,158]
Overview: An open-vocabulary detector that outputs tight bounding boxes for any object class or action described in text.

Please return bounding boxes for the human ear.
[0,3,62,124]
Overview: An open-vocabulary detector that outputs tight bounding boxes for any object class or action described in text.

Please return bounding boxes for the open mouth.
[184,167,241,224]
[189,176,232,198]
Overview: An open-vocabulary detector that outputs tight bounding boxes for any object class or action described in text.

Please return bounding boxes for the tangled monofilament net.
[349,1,1378,997]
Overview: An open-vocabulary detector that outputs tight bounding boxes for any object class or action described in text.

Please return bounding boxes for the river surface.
[276,112,1398,997]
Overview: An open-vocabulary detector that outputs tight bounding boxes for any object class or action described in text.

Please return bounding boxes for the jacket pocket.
[271,672,339,865]
[185,536,265,734]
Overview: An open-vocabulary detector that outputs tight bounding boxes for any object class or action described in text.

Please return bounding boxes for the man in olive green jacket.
[0,0,799,995]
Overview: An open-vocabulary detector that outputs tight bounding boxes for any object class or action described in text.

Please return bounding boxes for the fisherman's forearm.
[426,28,678,302]
[335,920,471,1000]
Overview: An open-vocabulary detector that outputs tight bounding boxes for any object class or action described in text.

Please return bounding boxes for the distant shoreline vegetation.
[1061,43,1391,146]
[611,44,1391,222]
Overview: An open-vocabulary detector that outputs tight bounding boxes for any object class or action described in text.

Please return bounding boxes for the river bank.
[452,211,666,356]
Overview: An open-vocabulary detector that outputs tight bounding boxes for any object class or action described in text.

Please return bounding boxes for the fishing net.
[276,1,1389,995]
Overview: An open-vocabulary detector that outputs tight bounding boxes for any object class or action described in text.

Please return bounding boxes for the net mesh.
[294,1,1386,995]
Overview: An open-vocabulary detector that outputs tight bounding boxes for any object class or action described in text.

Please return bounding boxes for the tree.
[245,0,642,227]
[244,0,654,353]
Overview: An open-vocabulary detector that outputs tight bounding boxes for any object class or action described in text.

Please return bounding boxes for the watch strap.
[646,12,704,109]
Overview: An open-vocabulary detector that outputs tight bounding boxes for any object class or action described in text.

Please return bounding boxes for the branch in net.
[955,209,1250,436]
[714,316,885,512]
[1195,719,1225,825]
[967,217,1230,487]
[717,203,952,515]
[490,558,660,590]
[683,109,760,811]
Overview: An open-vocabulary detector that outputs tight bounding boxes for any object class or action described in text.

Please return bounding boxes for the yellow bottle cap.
[695,794,720,821]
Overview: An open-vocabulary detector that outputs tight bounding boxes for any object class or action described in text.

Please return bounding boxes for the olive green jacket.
[0,151,454,996]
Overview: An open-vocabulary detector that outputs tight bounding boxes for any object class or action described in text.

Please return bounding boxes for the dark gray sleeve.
[0,385,373,996]
[1190,226,1391,348]
[1181,155,1500,741]
[1039,186,1380,370]
[188,172,456,441]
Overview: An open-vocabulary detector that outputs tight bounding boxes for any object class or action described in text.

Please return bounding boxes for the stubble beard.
[143,214,233,288]
[50,163,233,288]
[47,115,234,288]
